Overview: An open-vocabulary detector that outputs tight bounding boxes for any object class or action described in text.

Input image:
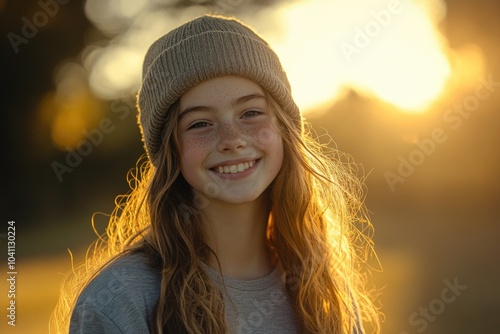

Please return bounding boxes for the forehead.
[179,76,265,110]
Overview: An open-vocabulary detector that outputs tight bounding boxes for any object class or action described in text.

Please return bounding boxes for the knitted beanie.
[137,14,300,166]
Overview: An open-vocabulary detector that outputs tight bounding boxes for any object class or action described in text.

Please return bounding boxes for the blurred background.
[1,0,499,333]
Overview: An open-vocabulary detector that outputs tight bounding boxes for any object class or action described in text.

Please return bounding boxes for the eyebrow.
[178,93,267,120]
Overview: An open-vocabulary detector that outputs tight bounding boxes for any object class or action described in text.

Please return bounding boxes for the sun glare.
[264,0,452,113]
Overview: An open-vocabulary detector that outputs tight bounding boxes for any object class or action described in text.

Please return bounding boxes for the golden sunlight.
[264,0,452,113]
[40,62,104,150]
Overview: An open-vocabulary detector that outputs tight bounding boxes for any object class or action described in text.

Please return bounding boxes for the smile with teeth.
[213,160,256,174]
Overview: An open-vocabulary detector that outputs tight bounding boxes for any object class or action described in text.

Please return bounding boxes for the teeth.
[214,160,256,174]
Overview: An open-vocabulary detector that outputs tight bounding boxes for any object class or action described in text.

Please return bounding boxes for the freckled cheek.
[179,136,213,167]
[246,123,282,149]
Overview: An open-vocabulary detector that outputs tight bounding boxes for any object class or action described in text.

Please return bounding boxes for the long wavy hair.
[51,90,381,333]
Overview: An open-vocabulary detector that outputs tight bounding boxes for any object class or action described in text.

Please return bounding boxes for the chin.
[213,192,263,205]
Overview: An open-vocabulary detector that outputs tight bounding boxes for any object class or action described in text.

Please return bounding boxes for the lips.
[211,159,257,174]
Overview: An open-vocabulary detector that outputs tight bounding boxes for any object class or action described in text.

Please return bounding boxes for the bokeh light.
[39,62,104,150]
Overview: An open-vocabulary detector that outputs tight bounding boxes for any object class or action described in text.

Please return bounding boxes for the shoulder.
[76,251,161,306]
[70,252,161,333]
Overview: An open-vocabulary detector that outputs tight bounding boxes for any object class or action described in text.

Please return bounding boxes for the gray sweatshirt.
[69,253,299,333]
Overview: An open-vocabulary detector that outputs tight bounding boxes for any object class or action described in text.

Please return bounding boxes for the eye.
[188,121,211,130]
[242,110,262,118]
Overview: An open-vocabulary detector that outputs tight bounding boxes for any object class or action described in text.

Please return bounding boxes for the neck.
[200,194,275,280]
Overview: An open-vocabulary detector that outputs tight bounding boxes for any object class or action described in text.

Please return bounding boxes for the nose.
[216,122,247,152]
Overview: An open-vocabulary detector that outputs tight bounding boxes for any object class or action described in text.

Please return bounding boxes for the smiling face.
[177,76,284,205]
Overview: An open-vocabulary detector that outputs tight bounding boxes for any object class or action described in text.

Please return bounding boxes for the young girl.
[52,14,380,334]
